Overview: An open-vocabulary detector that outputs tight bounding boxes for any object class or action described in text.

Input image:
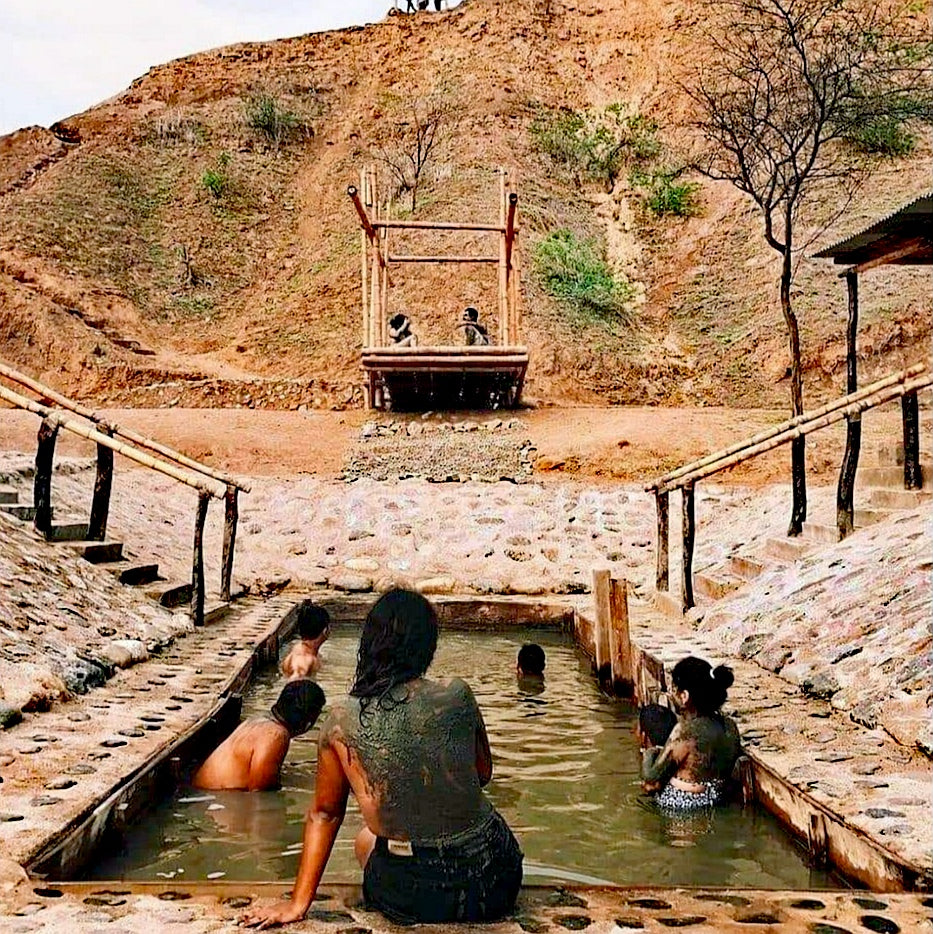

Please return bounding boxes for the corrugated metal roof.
[813,191,933,264]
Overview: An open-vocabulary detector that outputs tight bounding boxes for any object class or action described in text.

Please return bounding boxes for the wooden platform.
[361,345,529,411]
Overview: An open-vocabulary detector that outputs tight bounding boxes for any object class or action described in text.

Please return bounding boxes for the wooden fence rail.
[648,365,931,612]
[0,376,245,620]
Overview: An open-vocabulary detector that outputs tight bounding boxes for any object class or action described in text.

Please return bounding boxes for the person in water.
[517,643,545,678]
[280,601,330,680]
[193,679,325,792]
[641,657,741,810]
[242,589,523,928]
[635,703,677,749]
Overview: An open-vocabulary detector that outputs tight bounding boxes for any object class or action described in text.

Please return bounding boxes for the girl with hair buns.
[641,656,741,810]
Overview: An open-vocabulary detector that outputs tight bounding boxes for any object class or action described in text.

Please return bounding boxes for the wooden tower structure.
[348,168,529,411]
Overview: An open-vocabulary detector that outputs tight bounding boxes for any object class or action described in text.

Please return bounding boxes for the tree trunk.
[780,209,806,536]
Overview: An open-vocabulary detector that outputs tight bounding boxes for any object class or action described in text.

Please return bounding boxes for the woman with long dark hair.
[243,589,522,928]
[641,656,741,809]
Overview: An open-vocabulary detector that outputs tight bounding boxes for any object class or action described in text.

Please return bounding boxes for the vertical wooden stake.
[34,416,59,535]
[191,491,210,626]
[592,568,612,685]
[88,428,114,542]
[655,490,669,592]
[808,812,830,869]
[608,576,633,696]
[220,485,238,603]
[361,169,370,350]
[836,269,860,539]
[902,390,921,490]
[381,226,390,343]
[498,170,508,346]
[735,756,755,807]
[681,482,696,612]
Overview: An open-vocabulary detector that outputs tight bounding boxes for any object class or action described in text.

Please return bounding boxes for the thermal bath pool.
[88,628,841,889]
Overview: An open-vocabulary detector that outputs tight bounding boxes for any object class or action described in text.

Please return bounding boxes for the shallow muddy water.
[88,628,840,888]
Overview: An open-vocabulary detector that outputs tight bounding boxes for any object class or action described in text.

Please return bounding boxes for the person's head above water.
[350,588,438,705]
[670,656,734,716]
[283,600,330,643]
[271,678,326,736]
[638,704,677,747]
[517,643,546,677]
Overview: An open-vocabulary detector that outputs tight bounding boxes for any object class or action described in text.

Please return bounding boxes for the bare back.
[642,714,741,787]
[193,719,290,791]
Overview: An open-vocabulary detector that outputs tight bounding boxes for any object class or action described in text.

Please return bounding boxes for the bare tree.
[372,91,454,212]
[687,0,931,535]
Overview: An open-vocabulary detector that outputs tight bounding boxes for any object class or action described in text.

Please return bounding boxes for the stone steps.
[854,507,895,526]
[204,601,231,625]
[43,520,91,542]
[858,463,931,488]
[727,554,774,581]
[0,503,38,521]
[693,571,743,602]
[763,536,813,562]
[145,580,193,609]
[867,487,933,510]
[0,485,19,504]
[61,540,124,563]
[105,561,161,586]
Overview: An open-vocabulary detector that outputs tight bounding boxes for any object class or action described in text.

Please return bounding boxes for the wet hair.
[350,589,438,711]
[282,600,330,641]
[517,643,546,676]
[271,678,326,736]
[389,312,409,330]
[671,656,734,715]
[639,703,677,746]
[463,306,479,321]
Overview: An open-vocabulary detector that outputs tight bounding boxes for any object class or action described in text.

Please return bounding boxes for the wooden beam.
[386,254,499,263]
[88,430,114,542]
[655,490,669,591]
[220,485,238,603]
[375,220,506,232]
[498,170,508,345]
[608,576,633,695]
[839,236,928,276]
[34,416,58,535]
[681,483,696,612]
[902,390,922,490]
[191,491,210,627]
[592,568,612,684]
[836,269,860,539]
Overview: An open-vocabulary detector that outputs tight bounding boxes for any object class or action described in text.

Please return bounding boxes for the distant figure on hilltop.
[389,312,418,346]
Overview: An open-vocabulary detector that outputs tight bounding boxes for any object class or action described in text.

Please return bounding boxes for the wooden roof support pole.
[220,485,238,603]
[34,416,58,535]
[836,269,860,540]
[359,170,370,350]
[505,191,518,345]
[191,491,210,627]
[88,426,114,542]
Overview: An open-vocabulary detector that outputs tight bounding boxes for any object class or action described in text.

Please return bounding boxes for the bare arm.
[641,729,688,793]
[242,731,350,927]
[475,714,493,786]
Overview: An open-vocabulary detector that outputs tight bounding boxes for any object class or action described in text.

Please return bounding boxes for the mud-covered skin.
[322,677,492,843]
[641,714,741,789]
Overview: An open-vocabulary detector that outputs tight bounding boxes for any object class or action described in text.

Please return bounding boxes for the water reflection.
[87,627,840,889]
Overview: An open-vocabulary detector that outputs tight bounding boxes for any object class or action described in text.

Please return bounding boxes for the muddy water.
[88,628,840,888]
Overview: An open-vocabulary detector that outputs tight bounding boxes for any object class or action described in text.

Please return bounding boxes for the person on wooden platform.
[388,312,418,346]
[459,305,490,346]
[241,589,523,928]
[641,657,741,810]
[193,679,325,791]
[281,601,330,680]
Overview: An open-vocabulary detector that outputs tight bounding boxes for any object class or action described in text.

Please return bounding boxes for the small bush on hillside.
[244,93,308,147]
[529,103,660,190]
[846,116,917,156]
[532,229,637,326]
[630,166,702,217]
[200,152,231,199]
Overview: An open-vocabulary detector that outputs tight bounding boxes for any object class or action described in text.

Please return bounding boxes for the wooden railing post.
[608,576,634,696]
[902,390,921,490]
[655,490,669,591]
[836,269,861,539]
[220,485,238,603]
[592,568,612,685]
[191,492,210,626]
[681,483,696,612]
[34,416,59,535]
[88,427,115,541]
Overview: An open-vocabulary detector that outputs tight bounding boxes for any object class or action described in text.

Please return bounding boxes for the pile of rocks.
[344,418,536,482]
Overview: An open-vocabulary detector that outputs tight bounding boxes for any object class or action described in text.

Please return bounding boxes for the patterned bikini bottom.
[655,779,727,810]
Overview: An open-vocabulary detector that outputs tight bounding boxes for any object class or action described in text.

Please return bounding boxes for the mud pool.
[87,628,841,889]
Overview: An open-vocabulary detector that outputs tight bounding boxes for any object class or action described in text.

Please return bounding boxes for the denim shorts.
[363,809,523,924]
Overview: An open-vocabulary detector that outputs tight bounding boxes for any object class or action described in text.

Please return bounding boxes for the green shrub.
[244,93,304,147]
[532,229,637,326]
[847,116,917,156]
[200,152,231,199]
[631,166,701,217]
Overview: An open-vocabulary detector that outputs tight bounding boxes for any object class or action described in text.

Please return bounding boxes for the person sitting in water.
[241,589,523,928]
[281,601,330,680]
[635,703,677,749]
[641,657,741,810]
[458,305,490,346]
[517,643,546,678]
[388,312,418,346]
[193,679,325,792]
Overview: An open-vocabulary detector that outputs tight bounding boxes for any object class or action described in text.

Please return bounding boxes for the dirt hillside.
[0,0,929,411]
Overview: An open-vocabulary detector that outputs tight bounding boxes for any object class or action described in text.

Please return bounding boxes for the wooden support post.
[220,485,238,603]
[592,568,612,685]
[191,491,210,626]
[498,171,508,346]
[655,490,669,591]
[88,427,114,541]
[808,812,830,869]
[734,755,755,807]
[608,576,634,696]
[837,270,861,539]
[381,226,390,344]
[34,416,59,535]
[360,172,370,350]
[902,390,921,490]
[681,482,696,612]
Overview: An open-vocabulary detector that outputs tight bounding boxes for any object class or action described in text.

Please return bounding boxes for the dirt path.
[0,404,908,483]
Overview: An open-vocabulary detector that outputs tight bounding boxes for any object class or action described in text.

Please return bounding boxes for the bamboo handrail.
[0,360,250,493]
[647,364,927,493]
[375,220,506,232]
[363,345,528,355]
[386,254,500,264]
[0,384,227,499]
[656,371,932,494]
